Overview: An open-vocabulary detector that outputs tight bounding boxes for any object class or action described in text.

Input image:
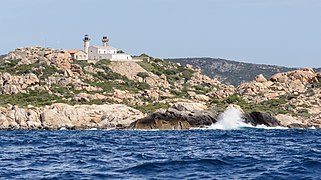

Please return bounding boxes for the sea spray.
[209,106,252,130]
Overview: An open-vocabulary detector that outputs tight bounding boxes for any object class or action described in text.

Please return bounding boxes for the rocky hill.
[0,47,234,129]
[0,47,321,130]
[168,58,321,86]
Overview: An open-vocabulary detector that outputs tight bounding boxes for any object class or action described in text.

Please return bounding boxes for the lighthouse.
[82,34,132,61]
[102,36,109,47]
[83,34,90,55]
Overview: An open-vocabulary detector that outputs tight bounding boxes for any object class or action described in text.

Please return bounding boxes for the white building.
[83,35,132,61]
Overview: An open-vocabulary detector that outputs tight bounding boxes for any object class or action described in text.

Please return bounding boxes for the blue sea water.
[1,129,321,179]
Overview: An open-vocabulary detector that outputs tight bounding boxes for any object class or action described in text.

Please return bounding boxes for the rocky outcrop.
[141,89,174,101]
[109,61,147,80]
[109,61,170,88]
[238,68,319,103]
[42,103,144,129]
[170,102,207,111]
[0,106,42,130]
[207,85,235,99]
[129,102,218,130]
[274,114,307,128]
[243,111,316,128]
[5,47,72,70]
[243,112,280,127]
[187,69,220,87]
[0,72,39,95]
[0,103,144,130]
[255,74,268,83]
[73,93,107,102]
[270,68,317,84]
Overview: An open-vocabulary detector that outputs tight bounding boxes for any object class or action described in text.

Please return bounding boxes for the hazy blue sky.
[0,0,320,67]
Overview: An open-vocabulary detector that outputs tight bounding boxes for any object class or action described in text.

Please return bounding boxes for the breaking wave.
[208,107,252,130]
[207,107,287,130]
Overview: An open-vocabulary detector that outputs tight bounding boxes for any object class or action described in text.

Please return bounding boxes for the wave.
[207,106,252,130]
[254,125,288,130]
[206,107,288,130]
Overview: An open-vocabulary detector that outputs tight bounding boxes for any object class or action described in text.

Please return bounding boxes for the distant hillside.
[168,58,320,86]
[0,54,5,60]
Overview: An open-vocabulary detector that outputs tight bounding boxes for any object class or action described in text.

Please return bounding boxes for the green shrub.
[40,63,64,79]
[194,85,210,94]
[93,59,111,67]
[137,72,149,79]
[72,60,90,68]
[225,94,243,104]
[0,60,21,74]
[15,64,37,74]
[0,90,64,107]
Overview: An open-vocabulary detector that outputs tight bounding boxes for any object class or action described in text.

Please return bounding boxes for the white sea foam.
[254,124,288,130]
[208,107,252,130]
[206,107,289,130]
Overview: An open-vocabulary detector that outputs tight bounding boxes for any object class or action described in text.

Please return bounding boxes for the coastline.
[0,102,317,130]
[0,48,320,130]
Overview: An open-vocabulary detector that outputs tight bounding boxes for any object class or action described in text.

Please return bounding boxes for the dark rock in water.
[244,112,280,127]
[128,108,218,130]
[185,110,218,127]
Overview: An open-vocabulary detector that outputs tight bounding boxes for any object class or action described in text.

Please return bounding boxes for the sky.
[0,0,320,67]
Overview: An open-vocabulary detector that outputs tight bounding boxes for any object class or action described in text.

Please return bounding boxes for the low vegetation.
[138,58,194,84]
[0,91,65,107]
[210,93,300,115]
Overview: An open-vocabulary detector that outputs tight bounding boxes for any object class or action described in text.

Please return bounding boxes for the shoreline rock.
[0,102,320,130]
[0,103,144,130]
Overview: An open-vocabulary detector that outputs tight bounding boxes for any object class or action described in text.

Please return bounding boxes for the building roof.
[91,46,118,51]
[66,49,87,54]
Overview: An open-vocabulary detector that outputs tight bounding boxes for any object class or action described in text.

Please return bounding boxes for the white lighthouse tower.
[102,36,109,47]
[83,34,90,59]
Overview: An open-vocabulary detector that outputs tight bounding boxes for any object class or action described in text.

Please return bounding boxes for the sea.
[1,108,321,179]
[1,129,321,179]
